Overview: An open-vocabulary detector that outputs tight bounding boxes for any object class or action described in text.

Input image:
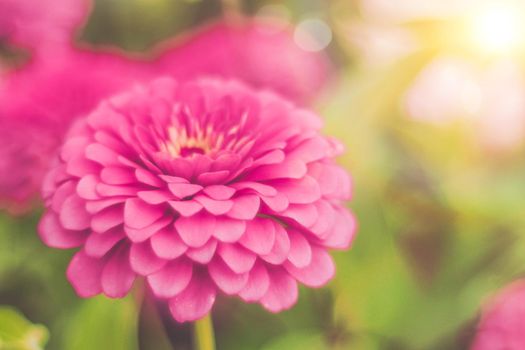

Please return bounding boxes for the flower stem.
[193,314,215,350]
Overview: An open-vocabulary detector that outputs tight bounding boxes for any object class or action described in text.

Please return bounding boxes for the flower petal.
[272,175,320,204]
[280,204,318,228]
[51,181,76,212]
[150,225,188,259]
[309,201,335,237]
[194,195,233,215]
[197,170,230,185]
[231,182,277,197]
[208,258,248,295]
[96,183,138,197]
[240,218,276,255]
[186,239,218,264]
[213,217,246,242]
[101,167,136,185]
[239,261,270,302]
[147,259,193,298]
[168,273,216,322]
[38,212,87,249]
[124,198,164,229]
[227,194,260,220]
[67,250,104,297]
[285,246,335,287]
[287,229,312,268]
[261,225,290,265]
[168,183,203,199]
[84,229,125,258]
[130,241,167,276]
[101,246,136,298]
[203,185,236,200]
[135,168,164,187]
[85,143,120,166]
[322,208,357,249]
[59,194,91,230]
[61,137,90,162]
[169,200,203,216]
[288,137,331,163]
[218,243,256,274]
[85,197,127,214]
[67,157,100,177]
[260,193,289,212]
[124,216,172,243]
[248,159,307,181]
[174,212,215,248]
[158,175,189,183]
[91,205,124,233]
[77,174,100,200]
[138,190,174,205]
[260,267,298,312]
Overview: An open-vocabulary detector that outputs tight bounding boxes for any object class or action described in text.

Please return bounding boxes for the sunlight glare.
[470,3,524,54]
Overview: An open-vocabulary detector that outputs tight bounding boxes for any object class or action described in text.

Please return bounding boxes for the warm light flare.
[470,2,525,55]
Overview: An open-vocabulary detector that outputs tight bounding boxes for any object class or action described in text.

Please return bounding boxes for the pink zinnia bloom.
[0,16,333,213]
[0,0,90,52]
[0,50,148,213]
[155,19,332,104]
[0,117,58,214]
[39,78,356,322]
[472,280,525,349]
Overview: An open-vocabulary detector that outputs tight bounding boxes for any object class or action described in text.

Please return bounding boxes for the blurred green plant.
[62,296,139,350]
[0,307,48,350]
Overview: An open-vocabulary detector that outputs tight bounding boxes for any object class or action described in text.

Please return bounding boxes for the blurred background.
[2,0,525,349]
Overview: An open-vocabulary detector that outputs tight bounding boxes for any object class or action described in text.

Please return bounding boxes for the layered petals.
[38,78,355,323]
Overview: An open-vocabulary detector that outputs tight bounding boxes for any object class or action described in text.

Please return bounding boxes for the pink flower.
[0,0,90,53]
[0,16,333,213]
[39,78,356,322]
[0,49,148,213]
[0,117,59,214]
[155,18,332,104]
[471,280,525,349]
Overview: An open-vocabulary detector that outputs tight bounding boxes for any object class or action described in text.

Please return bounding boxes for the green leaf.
[62,295,139,350]
[0,306,49,350]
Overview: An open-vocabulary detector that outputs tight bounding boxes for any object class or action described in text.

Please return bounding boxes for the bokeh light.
[294,18,332,52]
[469,2,525,55]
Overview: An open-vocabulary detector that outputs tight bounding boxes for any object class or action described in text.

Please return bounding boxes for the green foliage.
[0,307,48,350]
[62,296,139,350]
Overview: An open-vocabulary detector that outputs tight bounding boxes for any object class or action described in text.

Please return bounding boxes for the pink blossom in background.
[471,279,525,349]
[0,0,91,53]
[0,16,334,214]
[154,19,333,104]
[0,49,149,213]
[38,78,356,322]
[0,50,149,128]
[0,118,58,214]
